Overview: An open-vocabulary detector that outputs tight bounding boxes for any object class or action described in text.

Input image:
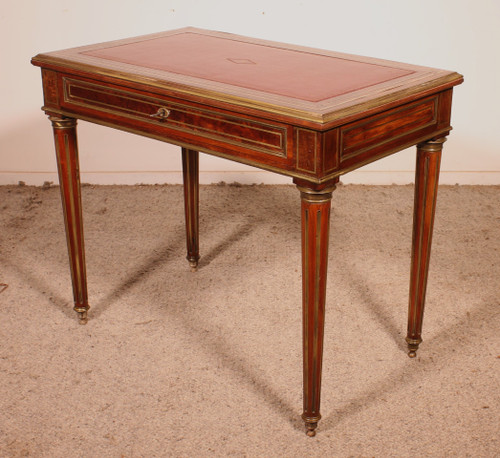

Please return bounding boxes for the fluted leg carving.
[50,116,89,324]
[182,148,200,271]
[297,184,335,436]
[406,138,445,357]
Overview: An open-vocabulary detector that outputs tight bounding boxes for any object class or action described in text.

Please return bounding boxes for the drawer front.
[61,77,288,160]
[340,96,438,166]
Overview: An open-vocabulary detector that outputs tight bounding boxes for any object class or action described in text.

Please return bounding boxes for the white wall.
[1,0,499,186]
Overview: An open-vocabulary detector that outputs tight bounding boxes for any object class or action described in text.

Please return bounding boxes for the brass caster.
[189,260,198,272]
[408,350,417,358]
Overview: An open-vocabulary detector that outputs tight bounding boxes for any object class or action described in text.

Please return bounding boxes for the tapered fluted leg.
[182,148,200,271]
[50,116,89,324]
[297,184,335,436]
[406,138,445,357]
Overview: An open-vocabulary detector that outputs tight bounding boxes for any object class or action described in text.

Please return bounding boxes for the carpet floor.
[0,183,499,457]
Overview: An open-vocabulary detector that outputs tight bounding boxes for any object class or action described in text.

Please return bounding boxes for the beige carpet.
[0,183,499,457]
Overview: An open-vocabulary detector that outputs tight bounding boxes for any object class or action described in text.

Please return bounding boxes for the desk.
[32,28,463,436]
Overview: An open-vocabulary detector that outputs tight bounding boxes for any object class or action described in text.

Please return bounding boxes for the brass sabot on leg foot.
[406,337,422,358]
[77,311,88,325]
[306,426,317,437]
[74,305,89,325]
[188,258,199,272]
[187,254,200,272]
[302,414,321,437]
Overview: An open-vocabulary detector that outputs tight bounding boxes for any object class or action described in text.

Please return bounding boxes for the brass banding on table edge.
[32,55,463,126]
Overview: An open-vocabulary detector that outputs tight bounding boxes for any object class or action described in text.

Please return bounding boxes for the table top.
[32,27,463,125]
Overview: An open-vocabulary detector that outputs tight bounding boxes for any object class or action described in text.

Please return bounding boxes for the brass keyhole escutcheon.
[150,107,171,121]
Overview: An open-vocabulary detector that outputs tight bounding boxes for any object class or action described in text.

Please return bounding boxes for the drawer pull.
[150,107,171,121]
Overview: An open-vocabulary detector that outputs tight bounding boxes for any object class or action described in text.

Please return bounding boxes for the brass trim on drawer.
[340,96,438,162]
[62,77,288,158]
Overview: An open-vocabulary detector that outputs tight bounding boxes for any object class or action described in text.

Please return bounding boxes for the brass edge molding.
[320,74,462,126]
[32,55,321,122]
[33,55,463,125]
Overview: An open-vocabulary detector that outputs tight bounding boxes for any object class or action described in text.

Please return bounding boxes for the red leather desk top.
[83,32,412,103]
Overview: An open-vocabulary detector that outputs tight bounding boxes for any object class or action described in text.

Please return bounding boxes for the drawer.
[61,77,288,160]
[340,96,438,165]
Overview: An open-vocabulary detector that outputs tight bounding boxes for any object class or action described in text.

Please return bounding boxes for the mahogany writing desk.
[32,28,463,436]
